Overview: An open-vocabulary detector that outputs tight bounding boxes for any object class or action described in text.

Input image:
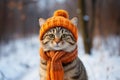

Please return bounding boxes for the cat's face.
[40,17,78,52]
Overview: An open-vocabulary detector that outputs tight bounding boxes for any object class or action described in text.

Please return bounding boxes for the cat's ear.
[71,17,78,26]
[39,18,46,27]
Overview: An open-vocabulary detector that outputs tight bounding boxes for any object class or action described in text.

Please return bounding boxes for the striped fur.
[40,27,88,80]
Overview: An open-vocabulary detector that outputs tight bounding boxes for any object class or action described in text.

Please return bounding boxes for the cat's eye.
[49,34,55,38]
[62,34,67,38]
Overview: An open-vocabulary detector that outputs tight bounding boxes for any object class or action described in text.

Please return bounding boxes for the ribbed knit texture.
[39,9,78,41]
[40,48,78,80]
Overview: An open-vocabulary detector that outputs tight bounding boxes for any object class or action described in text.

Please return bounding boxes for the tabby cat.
[39,18,88,80]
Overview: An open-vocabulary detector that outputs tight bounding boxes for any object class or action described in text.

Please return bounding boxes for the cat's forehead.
[48,27,70,33]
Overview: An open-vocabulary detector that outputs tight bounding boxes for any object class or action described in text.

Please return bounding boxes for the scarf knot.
[40,48,78,80]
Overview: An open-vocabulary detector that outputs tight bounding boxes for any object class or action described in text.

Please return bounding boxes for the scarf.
[40,48,78,80]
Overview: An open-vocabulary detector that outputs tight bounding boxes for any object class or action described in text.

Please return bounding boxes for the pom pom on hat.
[53,10,69,19]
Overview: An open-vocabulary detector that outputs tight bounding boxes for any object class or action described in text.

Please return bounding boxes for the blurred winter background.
[0,0,120,80]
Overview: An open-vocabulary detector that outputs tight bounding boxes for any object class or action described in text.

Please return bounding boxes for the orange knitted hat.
[39,9,78,41]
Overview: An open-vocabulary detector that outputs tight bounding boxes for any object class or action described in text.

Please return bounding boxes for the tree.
[78,0,95,54]
[78,0,120,54]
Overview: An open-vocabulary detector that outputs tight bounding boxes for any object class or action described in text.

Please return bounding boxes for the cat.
[39,17,88,80]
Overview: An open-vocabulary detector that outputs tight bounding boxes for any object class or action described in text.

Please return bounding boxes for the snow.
[0,35,120,80]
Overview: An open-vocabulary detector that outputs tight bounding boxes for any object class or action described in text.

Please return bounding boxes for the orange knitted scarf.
[40,48,78,80]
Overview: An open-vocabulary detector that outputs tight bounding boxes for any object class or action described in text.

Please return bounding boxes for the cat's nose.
[54,38,60,43]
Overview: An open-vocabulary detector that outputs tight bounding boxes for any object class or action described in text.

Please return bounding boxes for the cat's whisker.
[41,27,76,52]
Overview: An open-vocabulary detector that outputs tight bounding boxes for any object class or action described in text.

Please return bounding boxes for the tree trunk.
[0,0,7,42]
[78,0,92,54]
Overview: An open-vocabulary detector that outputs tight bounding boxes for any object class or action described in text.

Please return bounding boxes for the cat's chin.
[43,47,63,52]
[52,47,63,51]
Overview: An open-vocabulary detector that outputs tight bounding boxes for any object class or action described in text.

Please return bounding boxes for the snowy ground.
[0,35,120,80]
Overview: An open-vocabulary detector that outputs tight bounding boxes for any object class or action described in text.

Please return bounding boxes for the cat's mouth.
[54,43,61,47]
[55,45,59,47]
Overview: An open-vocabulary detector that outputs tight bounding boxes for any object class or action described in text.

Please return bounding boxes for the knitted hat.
[39,9,78,41]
